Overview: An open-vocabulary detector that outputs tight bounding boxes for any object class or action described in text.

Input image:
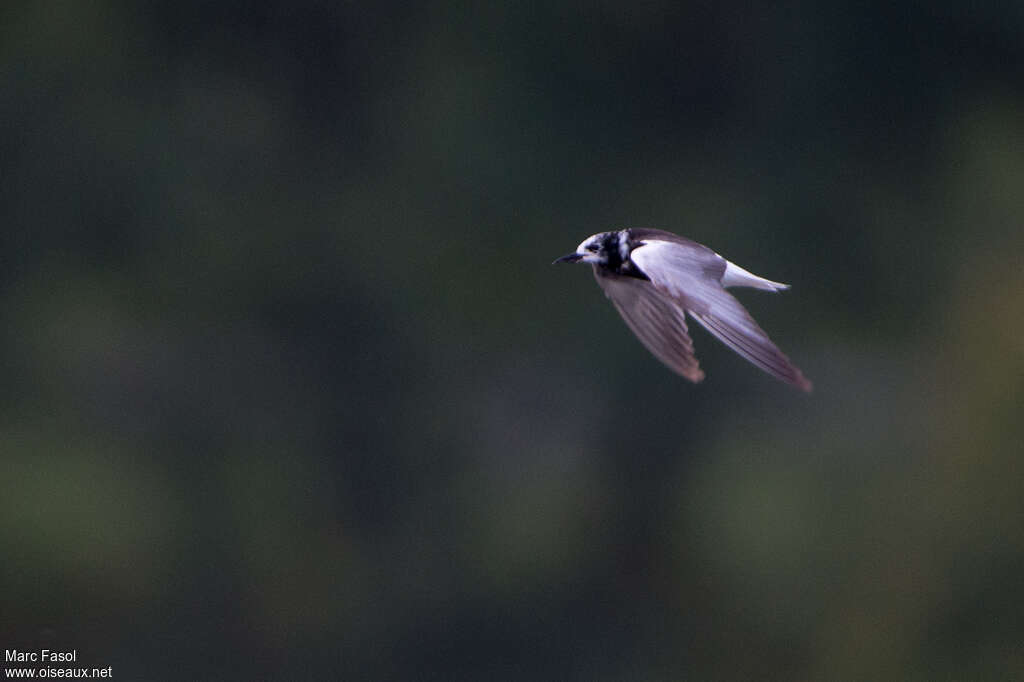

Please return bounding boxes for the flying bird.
[554,228,812,391]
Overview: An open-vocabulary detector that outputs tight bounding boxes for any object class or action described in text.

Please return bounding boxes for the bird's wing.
[630,239,812,391]
[626,228,719,256]
[594,269,705,383]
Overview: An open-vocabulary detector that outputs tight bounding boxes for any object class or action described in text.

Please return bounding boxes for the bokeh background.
[3,1,1024,679]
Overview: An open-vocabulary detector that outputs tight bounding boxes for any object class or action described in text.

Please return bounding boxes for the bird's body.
[554,228,812,391]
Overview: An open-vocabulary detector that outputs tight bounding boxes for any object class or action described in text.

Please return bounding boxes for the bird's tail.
[720,259,790,291]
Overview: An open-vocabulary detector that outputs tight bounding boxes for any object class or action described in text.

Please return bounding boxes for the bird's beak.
[552,252,583,264]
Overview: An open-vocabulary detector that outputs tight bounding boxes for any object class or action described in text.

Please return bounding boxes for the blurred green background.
[2,1,1023,679]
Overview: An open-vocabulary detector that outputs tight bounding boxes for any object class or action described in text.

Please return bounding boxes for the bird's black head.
[553,230,629,268]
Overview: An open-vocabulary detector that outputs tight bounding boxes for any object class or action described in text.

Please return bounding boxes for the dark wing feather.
[594,268,704,383]
[630,240,812,391]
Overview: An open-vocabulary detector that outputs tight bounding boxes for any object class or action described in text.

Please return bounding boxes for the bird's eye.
[587,244,598,251]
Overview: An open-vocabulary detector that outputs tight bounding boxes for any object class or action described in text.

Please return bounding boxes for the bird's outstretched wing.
[630,239,812,391]
[593,269,705,383]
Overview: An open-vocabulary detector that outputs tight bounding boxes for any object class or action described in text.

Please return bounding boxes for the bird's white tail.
[720,259,790,291]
